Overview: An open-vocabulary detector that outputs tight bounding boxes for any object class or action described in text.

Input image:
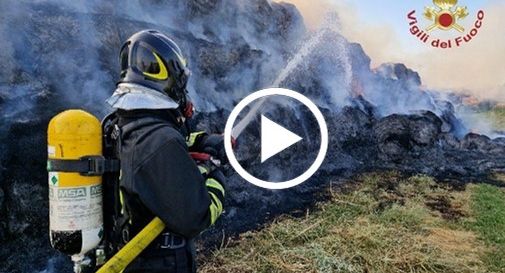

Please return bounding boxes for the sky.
[278,0,505,102]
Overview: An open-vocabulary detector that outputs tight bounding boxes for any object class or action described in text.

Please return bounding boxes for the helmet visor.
[135,45,169,80]
[120,43,129,72]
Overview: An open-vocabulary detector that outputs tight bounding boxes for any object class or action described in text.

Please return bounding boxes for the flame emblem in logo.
[424,0,469,32]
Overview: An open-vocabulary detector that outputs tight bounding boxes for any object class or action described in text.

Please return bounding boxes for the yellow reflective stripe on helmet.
[142,52,169,80]
[186,131,206,147]
[208,192,223,225]
[206,178,225,197]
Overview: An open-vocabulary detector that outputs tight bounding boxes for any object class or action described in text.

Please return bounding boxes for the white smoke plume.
[279,0,505,102]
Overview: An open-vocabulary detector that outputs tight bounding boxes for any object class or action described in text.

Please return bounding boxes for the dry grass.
[424,228,484,269]
[200,173,504,273]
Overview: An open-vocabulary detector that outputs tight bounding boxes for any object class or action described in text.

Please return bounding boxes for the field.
[199,106,505,273]
[199,173,505,273]
[482,105,505,131]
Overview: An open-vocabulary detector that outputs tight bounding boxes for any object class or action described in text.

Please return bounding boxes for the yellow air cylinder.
[47,109,103,256]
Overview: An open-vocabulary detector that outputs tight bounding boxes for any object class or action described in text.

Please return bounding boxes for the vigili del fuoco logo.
[407,0,484,48]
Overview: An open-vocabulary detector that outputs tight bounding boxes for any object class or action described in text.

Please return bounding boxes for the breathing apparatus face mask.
[182,94,194,119]
[173,93,194,138]
[167,59,193,119]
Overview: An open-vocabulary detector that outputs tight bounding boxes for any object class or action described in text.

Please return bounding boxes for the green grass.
[482,106,505,131]
[467,184,505,271]
[200,173,505,273]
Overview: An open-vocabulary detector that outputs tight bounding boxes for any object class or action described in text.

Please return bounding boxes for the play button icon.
[261,115,302,163]
[224,88,328,190]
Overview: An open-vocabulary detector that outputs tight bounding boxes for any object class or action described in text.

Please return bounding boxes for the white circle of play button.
[224,88,329,190]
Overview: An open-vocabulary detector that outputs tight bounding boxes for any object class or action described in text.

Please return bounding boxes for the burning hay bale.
[374,111,442,161]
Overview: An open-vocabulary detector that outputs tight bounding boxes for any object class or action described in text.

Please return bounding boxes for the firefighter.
[105,29,226,273]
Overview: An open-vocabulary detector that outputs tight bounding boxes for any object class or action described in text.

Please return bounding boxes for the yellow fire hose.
[96,217,165,273]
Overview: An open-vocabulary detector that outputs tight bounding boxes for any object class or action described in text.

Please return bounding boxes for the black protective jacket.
[116,110,214,240]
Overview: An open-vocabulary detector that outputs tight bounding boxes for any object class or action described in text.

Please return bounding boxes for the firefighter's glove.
[198,164,226,186]
[188,132,227,165]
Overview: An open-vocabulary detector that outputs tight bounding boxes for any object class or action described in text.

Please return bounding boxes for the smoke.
[1,0,499,140]
[0,0,308,128]
[279,0,505,102]
[275,0,504,137]
[407,1,505,102]
[0,2,309,272]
